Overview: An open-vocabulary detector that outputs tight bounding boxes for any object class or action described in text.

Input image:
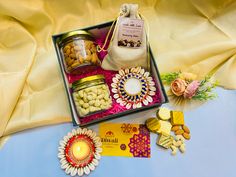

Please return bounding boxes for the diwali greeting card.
[99,123,150,158]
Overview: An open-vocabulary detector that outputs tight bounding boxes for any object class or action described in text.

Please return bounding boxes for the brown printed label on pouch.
[118,17,144,48]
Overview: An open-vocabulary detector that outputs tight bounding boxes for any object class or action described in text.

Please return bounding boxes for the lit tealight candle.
[71,141,90,161]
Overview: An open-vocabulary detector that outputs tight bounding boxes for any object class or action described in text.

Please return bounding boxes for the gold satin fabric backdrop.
[0,0,236,138]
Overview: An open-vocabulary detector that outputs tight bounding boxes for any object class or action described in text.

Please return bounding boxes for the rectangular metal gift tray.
[52,21,168,126]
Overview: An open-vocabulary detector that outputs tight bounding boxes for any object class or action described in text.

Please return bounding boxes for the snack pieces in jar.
[72,75,112,117]
[59,30,100,74]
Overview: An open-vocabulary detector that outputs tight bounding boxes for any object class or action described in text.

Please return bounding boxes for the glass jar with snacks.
[58,30,100,74]
[72,75,112,117]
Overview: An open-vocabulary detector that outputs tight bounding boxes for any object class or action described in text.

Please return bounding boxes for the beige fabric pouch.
[100,4,149,71]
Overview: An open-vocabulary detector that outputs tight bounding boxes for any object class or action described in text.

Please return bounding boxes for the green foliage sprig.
[192,77,218,101]
[161,72,180,85]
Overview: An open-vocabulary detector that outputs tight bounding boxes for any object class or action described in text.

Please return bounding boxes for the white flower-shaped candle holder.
[58,128,102,176]
[111,67,156,109]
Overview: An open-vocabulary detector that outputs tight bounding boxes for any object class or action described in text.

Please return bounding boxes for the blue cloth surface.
[0,87,235,177]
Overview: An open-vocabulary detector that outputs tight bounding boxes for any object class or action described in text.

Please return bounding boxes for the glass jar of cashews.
[58,30,100,74]
[72,75,112,117]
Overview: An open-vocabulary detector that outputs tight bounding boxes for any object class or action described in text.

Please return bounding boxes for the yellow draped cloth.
[0,0,236,139]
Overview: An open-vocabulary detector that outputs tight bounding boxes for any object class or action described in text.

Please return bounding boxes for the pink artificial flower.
[184,80,200,99]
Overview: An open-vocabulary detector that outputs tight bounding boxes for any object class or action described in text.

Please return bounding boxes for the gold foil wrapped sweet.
[171,111,185,125]
[145,118,160,133]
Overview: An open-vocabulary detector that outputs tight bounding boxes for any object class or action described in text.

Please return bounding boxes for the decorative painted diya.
[58,128,102,176]
[111,67,156,109]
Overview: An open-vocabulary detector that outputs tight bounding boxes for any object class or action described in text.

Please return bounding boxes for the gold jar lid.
[72,75,105,90]
[59,30,92,44]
